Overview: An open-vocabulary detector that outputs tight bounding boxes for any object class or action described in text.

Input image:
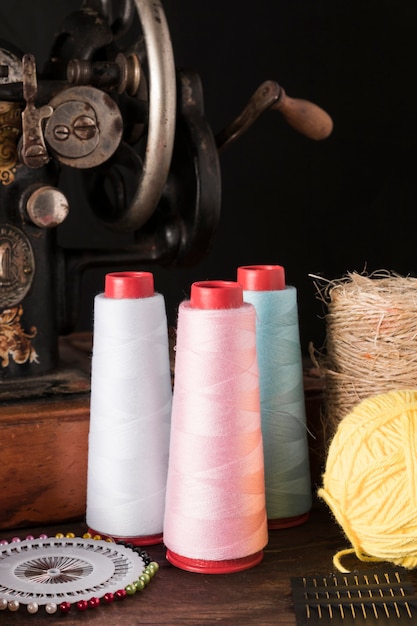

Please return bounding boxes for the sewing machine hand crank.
[216,80,333,152]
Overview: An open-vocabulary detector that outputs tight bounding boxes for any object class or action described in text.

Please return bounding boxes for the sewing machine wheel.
[114,0,176,231]
[46,0,176,232]
[50,0,221,265]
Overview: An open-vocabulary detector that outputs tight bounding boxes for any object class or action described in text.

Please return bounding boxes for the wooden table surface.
[2,339,401,624]
[0,500,348,625]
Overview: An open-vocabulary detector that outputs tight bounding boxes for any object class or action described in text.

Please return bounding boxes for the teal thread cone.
[239,266,311,527]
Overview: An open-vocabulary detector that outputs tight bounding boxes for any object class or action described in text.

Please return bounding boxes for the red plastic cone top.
[237,265,286,291]
[104,271,155,299]
[190,280,243,309]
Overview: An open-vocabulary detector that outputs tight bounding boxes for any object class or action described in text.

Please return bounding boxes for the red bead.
[115,589,127,600]
[76,600,89,611]
[88,597,100,609]
[59,602,71,614]
[103,592,114,604]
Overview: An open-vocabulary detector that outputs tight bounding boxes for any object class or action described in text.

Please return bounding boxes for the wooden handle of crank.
[272,88,333,140]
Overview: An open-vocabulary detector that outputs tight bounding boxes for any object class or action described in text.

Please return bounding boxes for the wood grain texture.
[0,396,90,529]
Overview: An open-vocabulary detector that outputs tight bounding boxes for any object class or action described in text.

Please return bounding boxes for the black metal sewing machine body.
[0,1,222,383]
[0,0,332,384]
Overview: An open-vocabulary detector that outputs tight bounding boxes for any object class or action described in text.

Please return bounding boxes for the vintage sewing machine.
[0,0,332,530]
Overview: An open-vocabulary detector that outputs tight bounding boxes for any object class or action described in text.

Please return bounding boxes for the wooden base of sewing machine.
[0,333,92,531]
[0,395,90,530]
[0,333,325,531]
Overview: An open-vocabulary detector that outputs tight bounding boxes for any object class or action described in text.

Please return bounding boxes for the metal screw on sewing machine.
[73,115,97,141]
[22,144,49,169]
[53,125,70,141]
[52,116,98,143]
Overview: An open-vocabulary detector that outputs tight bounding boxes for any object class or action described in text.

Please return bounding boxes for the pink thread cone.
[164,281,268,573]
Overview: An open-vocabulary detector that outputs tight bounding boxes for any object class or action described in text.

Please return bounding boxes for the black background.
[1,1,416,354]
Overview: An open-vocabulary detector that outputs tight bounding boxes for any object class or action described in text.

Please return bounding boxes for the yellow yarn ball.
[318,389,417,570]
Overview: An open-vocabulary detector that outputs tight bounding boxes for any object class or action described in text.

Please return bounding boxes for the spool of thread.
[238,265,312,529]
[318,389,417,572]
[163,280,268,573]
[86,271,172,545]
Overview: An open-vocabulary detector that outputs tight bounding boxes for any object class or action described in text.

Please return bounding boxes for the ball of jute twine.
[309,271,417,435]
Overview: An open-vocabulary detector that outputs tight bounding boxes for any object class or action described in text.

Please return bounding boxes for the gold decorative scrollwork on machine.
[0,102,21,185]
[0,305,38,367]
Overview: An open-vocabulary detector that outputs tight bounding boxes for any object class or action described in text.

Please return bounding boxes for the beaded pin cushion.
[0,532,158,616]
